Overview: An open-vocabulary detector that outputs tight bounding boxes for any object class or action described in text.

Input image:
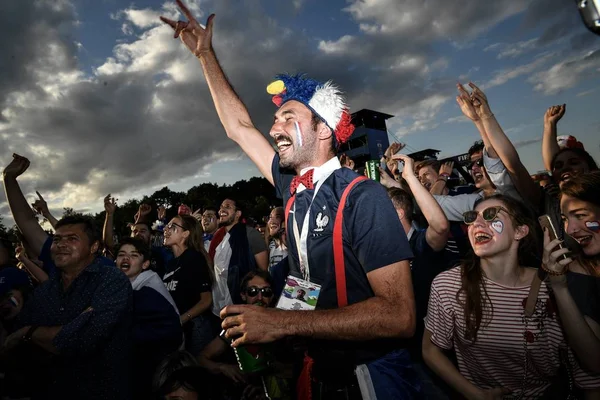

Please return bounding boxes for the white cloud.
[529,50,600,95]
[344,0,531,40]
[483,53,555,89]
[122,8,162,28]
[318,35,356,55]
[484,38,540,59]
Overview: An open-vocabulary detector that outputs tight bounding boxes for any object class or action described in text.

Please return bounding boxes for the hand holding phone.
[539,215,572,275]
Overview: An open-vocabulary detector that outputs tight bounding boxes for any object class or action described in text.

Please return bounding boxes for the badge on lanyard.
[276,276,321,311]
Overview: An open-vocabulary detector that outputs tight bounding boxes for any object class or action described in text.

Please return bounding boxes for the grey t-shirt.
[246,226,268,255]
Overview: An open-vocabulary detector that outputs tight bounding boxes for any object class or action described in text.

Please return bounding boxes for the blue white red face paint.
[294,121,303,147]
[586,221,600,232]
[9,296,18,308]
[491,220,504,234]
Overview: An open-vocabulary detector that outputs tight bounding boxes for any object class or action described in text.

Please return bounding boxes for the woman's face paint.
[585,221,600,232]
[294,121,303,147]
[9,296,19,308]
[491,220,504,234]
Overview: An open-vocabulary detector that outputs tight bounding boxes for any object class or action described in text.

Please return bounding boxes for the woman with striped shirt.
[423,194,600,399]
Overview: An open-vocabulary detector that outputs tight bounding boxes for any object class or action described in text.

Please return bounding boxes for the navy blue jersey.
[272,154,413,365]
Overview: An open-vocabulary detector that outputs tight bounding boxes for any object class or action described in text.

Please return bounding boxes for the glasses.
[463,206,511,225]
[165,222,185,231]
[467,158,484,171]
[245,286,273,298]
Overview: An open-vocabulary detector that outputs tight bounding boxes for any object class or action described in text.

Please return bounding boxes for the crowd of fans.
[0,1,599,399]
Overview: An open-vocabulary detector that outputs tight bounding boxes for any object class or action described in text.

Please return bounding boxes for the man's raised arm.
[2,154,48,258]
[160,1,275,184]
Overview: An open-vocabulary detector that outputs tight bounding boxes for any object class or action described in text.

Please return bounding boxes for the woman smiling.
[423,194,600,399]
[544,171,600,374]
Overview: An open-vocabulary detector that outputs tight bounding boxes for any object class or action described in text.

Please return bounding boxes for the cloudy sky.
[1,0,599,222]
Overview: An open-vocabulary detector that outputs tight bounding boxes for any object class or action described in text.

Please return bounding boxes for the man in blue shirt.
[2,154,115,277]
[161,4,418,398]
[1,216,133,400]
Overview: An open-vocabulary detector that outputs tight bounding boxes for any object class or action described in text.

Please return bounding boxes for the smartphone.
[538,215,568,261]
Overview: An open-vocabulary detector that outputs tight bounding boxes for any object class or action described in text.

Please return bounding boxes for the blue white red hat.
[266,74,355,146]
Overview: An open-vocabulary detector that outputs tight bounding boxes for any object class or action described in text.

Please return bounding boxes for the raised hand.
[466,82,493,119]
[31,191,49,216]
[385,157,399,177]
[158,205,167,220]
[15,245,28,262]
[385,142,405,159]
[439,161,454,177]
[3,153,30,180]
[339,154,356,170]
[378,167,399,188]
[104,194,118,215]
[138,204,152,220]
[456,83,480,121]
[191,208,202,222]
[392,154,416,180]
[544,104,566,126]
[160,0,215,58]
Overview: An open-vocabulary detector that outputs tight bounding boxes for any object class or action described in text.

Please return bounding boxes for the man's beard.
[218,216,235,227]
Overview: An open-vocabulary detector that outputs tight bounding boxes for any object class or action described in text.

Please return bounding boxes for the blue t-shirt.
[40,236,115,276]
[272,154,413,365]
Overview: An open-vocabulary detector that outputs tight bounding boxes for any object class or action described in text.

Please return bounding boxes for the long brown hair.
[560,171,600,276]
[457,194,540,342]
[176,215,214,281]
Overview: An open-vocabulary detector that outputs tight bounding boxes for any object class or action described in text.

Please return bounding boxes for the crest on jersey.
[314,212,330,232]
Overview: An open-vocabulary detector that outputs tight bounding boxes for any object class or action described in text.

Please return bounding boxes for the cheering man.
[161,2,418,398]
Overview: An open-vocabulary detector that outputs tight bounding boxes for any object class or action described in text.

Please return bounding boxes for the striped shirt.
[425,266,600,398]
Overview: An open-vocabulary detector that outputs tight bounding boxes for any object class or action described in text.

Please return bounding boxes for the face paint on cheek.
[491,220,504,234]
[585,221,600,232]
[294,121,303,147]
[9,296,19,308]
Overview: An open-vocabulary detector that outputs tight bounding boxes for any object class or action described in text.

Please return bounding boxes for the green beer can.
[366,160,381,181]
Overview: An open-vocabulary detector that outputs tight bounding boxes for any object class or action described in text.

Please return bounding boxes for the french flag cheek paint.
[294,121,303,147]
[585,221,600,232]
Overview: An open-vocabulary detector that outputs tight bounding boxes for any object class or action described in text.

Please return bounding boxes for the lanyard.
[290,170,335,281]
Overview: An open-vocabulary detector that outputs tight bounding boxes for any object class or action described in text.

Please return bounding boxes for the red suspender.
[284,194,295,231]
[284,175,367,308]
[333,176,367,307]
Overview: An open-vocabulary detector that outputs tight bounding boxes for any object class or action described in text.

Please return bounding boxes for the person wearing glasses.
[423,194,600,398]
[163,215,215,355]
[197,271,291,399]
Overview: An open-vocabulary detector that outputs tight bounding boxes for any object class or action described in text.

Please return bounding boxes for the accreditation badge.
[276,275,321,311]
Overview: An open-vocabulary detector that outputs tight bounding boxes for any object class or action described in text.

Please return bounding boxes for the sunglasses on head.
[245,286,273,298]
[467,158,484,171]
[463,206,511,225]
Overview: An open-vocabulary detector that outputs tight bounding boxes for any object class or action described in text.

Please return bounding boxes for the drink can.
[366,160,380,182]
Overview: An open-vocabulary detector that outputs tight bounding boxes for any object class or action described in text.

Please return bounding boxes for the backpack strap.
[334,176,368,307]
